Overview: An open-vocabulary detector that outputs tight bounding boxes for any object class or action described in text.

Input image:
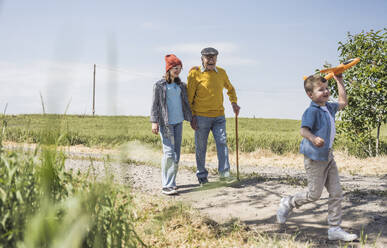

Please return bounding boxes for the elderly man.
[187,47,240,185]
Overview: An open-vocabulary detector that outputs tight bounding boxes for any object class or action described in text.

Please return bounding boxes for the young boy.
[276,74,358,242]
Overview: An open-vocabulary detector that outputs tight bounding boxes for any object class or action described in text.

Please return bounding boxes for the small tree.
[327,29,386,157]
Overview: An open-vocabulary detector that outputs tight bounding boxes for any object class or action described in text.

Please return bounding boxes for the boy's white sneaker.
[277,196,293,224]
[328,226,358,241]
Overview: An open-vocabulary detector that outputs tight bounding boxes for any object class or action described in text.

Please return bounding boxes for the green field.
[1,114,386,155]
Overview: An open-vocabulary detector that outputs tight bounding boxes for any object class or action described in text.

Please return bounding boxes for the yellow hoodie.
[187,66,237,117]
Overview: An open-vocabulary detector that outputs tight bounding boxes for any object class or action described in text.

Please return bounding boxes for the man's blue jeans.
[159,123,182,188]
[195,115,230,179]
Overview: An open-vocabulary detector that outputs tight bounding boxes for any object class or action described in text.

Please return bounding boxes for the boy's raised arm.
[334,74,348,111]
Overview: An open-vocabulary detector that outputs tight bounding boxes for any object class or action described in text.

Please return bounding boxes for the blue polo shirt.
[166,82,184,124]
[300,101,339,161]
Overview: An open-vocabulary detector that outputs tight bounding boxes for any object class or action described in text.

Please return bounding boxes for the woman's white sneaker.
[162,187,178,195]
[328,227,358,241]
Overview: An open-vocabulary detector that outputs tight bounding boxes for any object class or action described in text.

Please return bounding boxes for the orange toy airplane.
[303,58,360,80]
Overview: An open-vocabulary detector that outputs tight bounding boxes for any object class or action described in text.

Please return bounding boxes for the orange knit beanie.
[165,54,182,72]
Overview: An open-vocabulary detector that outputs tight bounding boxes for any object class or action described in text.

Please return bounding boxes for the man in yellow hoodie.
[187,47,240,185]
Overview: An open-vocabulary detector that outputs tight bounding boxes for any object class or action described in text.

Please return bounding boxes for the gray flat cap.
[201,47,218,56]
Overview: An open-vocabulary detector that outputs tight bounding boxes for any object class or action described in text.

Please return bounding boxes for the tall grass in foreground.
[0,144,144,247]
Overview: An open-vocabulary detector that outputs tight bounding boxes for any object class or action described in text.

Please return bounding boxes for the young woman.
[150,54,192,195]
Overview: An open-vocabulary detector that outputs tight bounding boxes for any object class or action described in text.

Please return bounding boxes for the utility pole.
[92,64,96,116]
[39,92,46,115]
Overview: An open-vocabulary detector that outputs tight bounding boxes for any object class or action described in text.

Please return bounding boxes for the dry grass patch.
[132,193,311,248]
[5,141,386,176]
[181,149,387,176]
[333,151,387,176]
[3,141,118,156]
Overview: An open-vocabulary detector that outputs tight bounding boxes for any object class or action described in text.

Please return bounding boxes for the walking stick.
[235,114,240,181]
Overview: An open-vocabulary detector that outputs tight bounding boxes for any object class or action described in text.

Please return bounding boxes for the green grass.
[1,114,386,155]
[0,147,144,248]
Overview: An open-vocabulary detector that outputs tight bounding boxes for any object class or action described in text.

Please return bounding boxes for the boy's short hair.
[304,75,327,93]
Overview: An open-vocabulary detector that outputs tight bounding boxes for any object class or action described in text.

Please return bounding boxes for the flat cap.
[201,47,218,56]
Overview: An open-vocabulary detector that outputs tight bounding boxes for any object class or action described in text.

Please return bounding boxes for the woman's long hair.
[164,70,181,84]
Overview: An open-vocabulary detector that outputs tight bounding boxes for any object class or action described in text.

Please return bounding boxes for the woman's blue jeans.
[195,115,230,179]
[159,122,183,188]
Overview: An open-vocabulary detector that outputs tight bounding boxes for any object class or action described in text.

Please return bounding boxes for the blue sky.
[0,0,386,119]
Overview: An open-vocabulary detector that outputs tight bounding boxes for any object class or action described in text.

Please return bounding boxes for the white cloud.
[141,21,160,30]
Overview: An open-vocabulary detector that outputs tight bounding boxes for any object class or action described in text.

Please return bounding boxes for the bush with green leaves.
[328,28,386,157]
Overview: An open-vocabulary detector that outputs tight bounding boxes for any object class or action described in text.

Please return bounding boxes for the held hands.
[312,136,325,147]
[232,102,240,116]
[190,116,198,130]
[151,123,159,135]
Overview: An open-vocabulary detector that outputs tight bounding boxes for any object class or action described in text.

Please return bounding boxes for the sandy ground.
[4,142,387,247]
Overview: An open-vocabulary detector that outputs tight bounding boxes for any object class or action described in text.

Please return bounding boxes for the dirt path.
[64,156,387,247]
[4,142,386,247]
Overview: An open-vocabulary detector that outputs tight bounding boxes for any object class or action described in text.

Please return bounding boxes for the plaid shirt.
[150,79,192,126]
